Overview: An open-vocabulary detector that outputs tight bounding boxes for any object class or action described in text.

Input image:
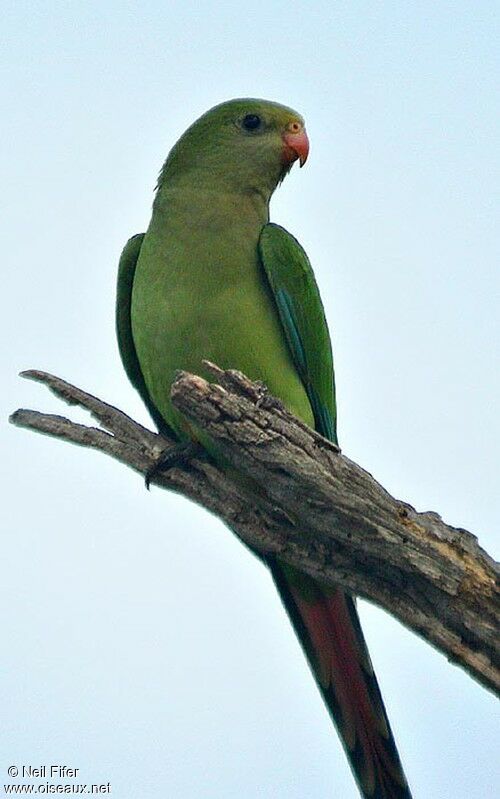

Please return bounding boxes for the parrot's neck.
[153,183,271,232]
[155,150,282,225]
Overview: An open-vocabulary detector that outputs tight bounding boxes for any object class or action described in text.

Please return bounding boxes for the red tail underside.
[271,564,412,799]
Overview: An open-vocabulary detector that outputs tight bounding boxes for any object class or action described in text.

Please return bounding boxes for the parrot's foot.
[145,441,202,490]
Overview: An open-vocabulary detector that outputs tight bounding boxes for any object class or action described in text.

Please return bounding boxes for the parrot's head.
[158,98,309,198]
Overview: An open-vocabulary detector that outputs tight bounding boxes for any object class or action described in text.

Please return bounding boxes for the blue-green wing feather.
[259,223,337,444]
[259,224,412,799]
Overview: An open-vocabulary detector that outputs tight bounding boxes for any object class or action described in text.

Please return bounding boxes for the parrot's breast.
[131,190,314,438]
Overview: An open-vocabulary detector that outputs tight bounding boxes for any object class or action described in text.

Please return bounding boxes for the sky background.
[2,2,499,797]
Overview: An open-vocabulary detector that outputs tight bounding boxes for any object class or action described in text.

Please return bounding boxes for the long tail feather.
[270,562,412,799]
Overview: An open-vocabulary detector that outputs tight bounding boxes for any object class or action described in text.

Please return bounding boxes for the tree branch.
[10,366,499,697]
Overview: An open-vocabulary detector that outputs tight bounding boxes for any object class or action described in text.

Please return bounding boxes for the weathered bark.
[10,365,499,697]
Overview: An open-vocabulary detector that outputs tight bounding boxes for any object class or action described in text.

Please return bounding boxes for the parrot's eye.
[241,114,262,131]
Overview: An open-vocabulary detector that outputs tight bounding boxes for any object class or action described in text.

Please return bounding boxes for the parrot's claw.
[145,440,202,489]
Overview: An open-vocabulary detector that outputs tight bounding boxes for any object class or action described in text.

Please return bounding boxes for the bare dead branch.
[10,367,499,697]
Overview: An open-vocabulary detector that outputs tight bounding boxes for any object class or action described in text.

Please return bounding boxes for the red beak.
[282,129,310,167]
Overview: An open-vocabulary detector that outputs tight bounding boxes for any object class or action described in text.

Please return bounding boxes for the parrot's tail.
[270,563,413,799]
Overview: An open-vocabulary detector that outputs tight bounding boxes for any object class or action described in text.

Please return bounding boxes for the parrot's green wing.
[116,234,175,437]
[259,223,412,799]
[259,223,337,445]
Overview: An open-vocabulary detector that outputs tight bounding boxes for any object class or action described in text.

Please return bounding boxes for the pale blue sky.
[3,2,499,798]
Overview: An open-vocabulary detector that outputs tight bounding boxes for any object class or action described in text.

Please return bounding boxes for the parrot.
[116,98,413,799]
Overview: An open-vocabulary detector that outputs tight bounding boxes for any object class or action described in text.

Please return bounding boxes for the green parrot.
[116,98,413,799]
